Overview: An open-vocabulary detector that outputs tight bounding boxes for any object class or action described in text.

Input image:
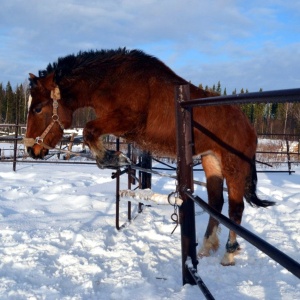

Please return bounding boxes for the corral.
[0,85,298,298]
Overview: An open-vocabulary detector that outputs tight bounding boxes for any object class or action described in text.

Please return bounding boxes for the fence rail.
[0,131,299,175]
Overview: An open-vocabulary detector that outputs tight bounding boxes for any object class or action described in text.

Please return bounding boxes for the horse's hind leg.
[220,175,245,266]
[198,154,224,257]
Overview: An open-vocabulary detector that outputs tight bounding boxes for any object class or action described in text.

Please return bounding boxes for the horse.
[24,48,275,266]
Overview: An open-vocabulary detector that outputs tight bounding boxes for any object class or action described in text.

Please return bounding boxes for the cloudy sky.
[1,0,299,93]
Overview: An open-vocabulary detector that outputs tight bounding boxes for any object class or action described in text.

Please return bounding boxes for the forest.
[0,80,299,136]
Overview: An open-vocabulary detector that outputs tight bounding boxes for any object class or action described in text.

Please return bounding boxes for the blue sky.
[0,0,299,93]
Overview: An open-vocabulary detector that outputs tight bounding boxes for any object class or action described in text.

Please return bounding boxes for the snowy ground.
[0,157,299,299]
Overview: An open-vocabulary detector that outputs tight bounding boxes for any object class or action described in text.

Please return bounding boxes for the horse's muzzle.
[27,146,49,159]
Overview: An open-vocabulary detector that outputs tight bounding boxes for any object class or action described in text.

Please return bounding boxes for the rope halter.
[23,86,64,149]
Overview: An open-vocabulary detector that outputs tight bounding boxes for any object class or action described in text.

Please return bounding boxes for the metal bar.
[115,168,121,230]
[285,138,292,175]
[139,151,152,189]
[257,170,295,173]
[152,157,177,170]
[115,139,121,230]
[2,160,96,165]
[181,87,300,108]
[185,191,300,279]
[13,97,20,171]
[186,264,215,300]
[13,124,18,171]
[175,85,199,286]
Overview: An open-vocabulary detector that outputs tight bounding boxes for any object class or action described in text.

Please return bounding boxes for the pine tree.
[0,83,4,122]
[216,81,221,94]
[15,84,26,124]
[4,82,14,123]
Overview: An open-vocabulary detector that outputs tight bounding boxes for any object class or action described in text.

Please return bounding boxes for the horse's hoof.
[96,150,131,169]
[197,248,210,258]
[220,252,236,266]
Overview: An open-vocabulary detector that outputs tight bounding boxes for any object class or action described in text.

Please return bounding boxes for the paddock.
[3,86,299,299]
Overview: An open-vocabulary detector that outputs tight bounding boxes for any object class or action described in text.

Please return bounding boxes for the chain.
[168,191,181,234]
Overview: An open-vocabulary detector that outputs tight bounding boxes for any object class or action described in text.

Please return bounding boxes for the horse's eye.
[34,107,42,114]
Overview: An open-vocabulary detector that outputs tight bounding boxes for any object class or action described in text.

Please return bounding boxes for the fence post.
[285,137,291,175]
[139,151,152,189]
[115,138,123,230]
[13,124,18,171]
[175,84,198,285]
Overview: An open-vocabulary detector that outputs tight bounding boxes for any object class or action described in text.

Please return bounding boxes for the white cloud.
[0,0,299,92]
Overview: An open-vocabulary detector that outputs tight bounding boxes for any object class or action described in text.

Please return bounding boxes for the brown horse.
[24,48,275,265]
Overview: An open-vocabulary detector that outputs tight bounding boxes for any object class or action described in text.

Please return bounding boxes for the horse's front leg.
[83,119,131,169]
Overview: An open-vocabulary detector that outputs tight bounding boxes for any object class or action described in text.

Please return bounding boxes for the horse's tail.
[244,156,276,207]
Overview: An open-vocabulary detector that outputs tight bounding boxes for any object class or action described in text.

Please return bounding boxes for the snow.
[0,158,299,299]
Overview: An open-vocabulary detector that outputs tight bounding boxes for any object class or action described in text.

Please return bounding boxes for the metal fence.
[175,85,300,299]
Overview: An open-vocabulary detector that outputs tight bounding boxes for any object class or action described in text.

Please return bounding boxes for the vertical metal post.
[138,151,152,213]
[13,97,20,171]
[285,137,292,175]
[175,84,198,285]
[139,151,152,189]
[127,143,132,221]
[115,138,122,230]
[13,125,18,171]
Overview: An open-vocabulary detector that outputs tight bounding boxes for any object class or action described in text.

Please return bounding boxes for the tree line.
[0,81,96,128]
[0,80,299,135]
[200,81,300,135]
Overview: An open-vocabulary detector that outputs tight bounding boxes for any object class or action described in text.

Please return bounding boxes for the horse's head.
[25,72,72,159]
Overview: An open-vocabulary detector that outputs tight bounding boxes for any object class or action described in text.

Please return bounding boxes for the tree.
[0,83,4,122]
[216,81,221,94]
[4,82,15,123]
[15,84,27,124]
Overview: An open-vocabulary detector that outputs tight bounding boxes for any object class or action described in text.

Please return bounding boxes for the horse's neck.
[65,88,94,111]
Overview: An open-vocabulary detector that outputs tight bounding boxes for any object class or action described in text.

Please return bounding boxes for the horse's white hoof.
[198,247,210,258]
[220,252,235,266]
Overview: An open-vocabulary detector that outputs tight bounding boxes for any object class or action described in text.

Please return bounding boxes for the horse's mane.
[37,48,183,86]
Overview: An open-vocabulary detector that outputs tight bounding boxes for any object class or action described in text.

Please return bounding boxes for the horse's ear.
[29,73,38,88]
[39,73,57,91]
[45,73,56,90]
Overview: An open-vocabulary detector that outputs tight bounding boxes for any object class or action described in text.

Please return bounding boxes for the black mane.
[37,48,166,84]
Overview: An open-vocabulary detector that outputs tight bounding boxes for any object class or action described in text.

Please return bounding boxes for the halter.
[23,86,64,149]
